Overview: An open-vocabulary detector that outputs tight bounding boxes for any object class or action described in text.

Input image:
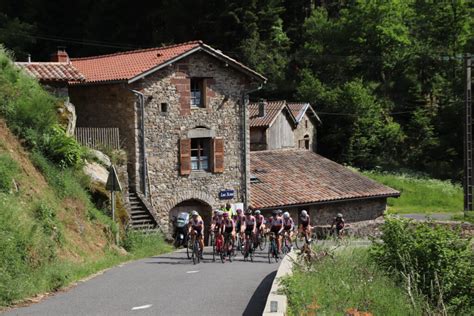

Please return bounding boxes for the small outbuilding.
[250,149,400,225]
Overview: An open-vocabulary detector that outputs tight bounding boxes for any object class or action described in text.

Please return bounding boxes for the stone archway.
[164,189,217,244]
[169,199,213,245]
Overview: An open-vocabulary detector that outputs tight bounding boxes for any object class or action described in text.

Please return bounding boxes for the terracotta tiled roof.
[250,149,400,209]
[71,41,201,83]
[249,101,287,127]
[287,102,309,123]
[16,62,85,82]
[71,41,266,84]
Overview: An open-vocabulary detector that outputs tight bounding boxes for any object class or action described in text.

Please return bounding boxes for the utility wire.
[317,110,419,117]
[0,28,144,50]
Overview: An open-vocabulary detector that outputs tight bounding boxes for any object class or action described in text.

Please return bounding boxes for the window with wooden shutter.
[179,138,191,175]
[212,138,224,173]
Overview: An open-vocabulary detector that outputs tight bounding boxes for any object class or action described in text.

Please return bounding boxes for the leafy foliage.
[370,217,474,314]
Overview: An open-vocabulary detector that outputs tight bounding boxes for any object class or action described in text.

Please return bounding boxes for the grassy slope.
[283,246,422,316]
[0,121,171,307]
[362,171,463,214]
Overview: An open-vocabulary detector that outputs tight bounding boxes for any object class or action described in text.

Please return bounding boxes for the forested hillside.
[1,0,472,180]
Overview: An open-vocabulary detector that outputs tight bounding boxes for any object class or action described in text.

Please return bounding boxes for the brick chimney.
[50,47,69,63]
[258,99,267,118]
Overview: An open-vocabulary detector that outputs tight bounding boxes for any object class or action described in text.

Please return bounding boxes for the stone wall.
[134,52,255,234]
[68,83,138,185]
[293,112,317,152]
[260,198,387,226]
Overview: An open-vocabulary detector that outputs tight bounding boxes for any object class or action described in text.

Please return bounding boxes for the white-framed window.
[190,78,204,108]
[191,138,210,171]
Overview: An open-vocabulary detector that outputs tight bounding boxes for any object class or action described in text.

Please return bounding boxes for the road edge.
[262,250,296,316]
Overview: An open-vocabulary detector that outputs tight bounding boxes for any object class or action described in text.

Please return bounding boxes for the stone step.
[131,214,151,220]
[131,208,148,214]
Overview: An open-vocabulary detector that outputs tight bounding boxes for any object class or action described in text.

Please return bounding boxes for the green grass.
[362,171,463,214]
[282,246,422,316]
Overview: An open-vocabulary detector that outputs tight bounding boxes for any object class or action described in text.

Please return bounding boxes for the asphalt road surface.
[3,247,280,316]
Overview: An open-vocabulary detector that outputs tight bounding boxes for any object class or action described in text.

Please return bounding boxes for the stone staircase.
[128,190,159,231]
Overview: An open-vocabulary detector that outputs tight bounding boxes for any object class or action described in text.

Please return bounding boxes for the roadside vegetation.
[362,171,463,215]
[0,47,171,307]
[284,218,473,315]
[283,246,421,315]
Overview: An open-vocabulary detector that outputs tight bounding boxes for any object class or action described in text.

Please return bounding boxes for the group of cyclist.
[186,206,342,258]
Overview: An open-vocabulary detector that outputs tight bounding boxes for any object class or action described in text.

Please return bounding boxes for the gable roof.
[249,100,287,128]
[70,41,266,84]
[250,149,399,210]
[16,62,85,82]
[249,100,320,128]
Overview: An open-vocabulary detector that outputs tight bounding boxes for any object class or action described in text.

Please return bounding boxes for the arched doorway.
[169,199,213,245]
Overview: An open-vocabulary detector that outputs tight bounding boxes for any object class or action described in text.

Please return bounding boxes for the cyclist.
[233,208,245,238]
[255,210,266,237]
[188,210,204,258]
[281,211,295,243]
[298,210,312,241]
[330,213,345,238]
[242,209,256,255]
[222,212,235,256]
[267,209,283,253]
[210,210,224,235]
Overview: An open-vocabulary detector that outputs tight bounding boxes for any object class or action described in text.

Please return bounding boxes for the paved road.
[399,213,453,221]
[3,247,279,316]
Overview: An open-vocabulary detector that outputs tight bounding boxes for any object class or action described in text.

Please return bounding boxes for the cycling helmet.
[283,212,290,219]
[337,213,343,218]
[278,209,283,215]
[216,210,223,216]
[301,210,308,217]
[191,210,199,216]
[255,210,261,215]
[272,210,279,215]
[236,208,243,214]
[245,209,252,215]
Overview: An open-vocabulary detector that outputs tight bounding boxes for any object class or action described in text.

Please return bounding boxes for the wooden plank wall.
[75,127,120,150]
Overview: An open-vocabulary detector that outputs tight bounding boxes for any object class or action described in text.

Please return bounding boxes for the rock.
[83,160,109,185]
[89,149,111,167]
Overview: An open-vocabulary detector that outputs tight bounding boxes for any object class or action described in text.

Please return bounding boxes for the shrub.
[0,153,19,192]
[370,217,474,314]
[41,125,84,168]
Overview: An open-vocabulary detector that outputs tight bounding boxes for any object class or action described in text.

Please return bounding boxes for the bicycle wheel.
[241,237,247,256]
[186,237,192,259]
[193,240,200,265]
[259,233,266,251]
[267,242,272,264]
[295,233,305,249]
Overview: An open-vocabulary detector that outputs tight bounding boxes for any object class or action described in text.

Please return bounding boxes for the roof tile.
[16,62,85,82]
[250,149,399,209]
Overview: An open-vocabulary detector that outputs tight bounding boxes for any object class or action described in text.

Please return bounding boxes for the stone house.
[19,42,266,236]
[249,100,320,151]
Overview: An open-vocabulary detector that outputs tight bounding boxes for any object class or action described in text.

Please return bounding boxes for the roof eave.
[250,192,401,210]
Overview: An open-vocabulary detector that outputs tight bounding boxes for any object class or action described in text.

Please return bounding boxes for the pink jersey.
[244,215,256,226]
[255,214,265,225]
[268,216,283,228]
[283,218,294,229]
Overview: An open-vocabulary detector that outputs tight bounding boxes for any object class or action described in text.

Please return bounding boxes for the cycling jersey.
[300,216,310,228]
[223,218,234,233]
[190,218,204,236]
[283,218,294,231]
[255,214,265,227]
[268,216,283,233]
[233,214,244,230]
[243,215,256,231]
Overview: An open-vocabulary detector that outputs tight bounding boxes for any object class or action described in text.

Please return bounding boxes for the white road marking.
[131,304,152,311]
[186,270,199,274]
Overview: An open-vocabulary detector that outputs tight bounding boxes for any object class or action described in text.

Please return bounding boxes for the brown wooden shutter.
[212,138,224,173]
[179,79,191,116]
[179,138,191,175]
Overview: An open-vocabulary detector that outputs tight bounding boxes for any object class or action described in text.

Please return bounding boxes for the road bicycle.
[213,230,225,263]
[242,231,254,262]
[223,232,234,262]
[254,228,267,251]
[187,231,202,265]
[281,231,293,255]
[267,232,279,263]
[295,228,315,249]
